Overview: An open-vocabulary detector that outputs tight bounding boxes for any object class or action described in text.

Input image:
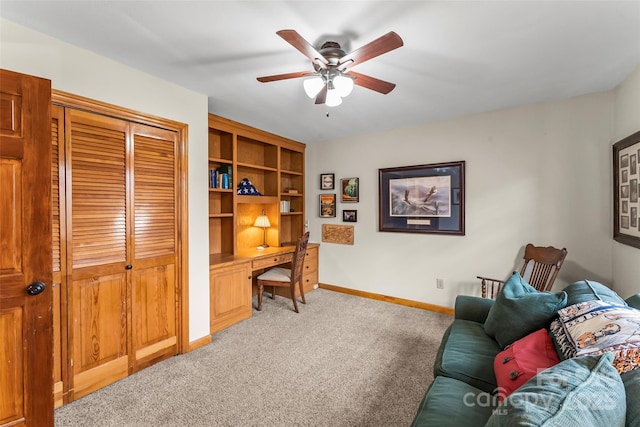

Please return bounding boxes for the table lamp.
[254,209,270,249]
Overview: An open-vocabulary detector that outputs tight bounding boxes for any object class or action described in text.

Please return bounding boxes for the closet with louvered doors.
[52,102,183,404]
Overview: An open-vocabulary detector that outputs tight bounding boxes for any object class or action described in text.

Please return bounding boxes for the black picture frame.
[378,161,465,235]
[319,194,336,218]
[320,173,335,190]
[342,210,357,222]
[613,130,640,249]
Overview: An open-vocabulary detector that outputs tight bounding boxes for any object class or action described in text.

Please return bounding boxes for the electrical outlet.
[436,278,444,289]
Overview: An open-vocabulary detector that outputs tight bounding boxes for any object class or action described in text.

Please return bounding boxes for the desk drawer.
[252,253,292,270]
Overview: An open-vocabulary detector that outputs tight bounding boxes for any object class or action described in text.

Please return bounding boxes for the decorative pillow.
[483,272,568,349]
[493,329,560,401]
[485,353,626,427]
[550,300,640,373]
[548,320,570,361]
[563,280,627,306]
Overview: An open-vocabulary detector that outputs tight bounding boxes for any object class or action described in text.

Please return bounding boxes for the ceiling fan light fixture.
[303,77,324,98]
[333,74,354,98]
[325,89,342,107]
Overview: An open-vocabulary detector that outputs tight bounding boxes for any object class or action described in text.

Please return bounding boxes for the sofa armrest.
[454,295,494,323]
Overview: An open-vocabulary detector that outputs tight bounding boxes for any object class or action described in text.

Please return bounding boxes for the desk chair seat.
[256,232,309,313]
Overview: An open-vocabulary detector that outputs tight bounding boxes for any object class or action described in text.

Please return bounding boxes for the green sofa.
[411,278,640,427]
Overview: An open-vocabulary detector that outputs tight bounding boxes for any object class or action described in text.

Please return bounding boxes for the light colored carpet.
[55,288,453,427]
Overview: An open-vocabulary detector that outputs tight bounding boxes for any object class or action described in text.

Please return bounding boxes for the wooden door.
[0,70,53,426]
[130,123,179,371]
[65,109,130,400]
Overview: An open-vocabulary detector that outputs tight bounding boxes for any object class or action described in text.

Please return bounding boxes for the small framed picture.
[342,209,357,222]
[341,177,359,202]
[319,194,336,217]
[320,173,335,190]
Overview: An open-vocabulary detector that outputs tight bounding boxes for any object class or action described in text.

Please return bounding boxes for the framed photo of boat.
[378,161,465,235]
[614,130,640,249]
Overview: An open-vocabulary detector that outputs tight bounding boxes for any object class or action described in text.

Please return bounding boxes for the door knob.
[26,281,46,296]
[126,264,133,270]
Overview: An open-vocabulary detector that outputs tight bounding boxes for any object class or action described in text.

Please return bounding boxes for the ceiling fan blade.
[257,71,315,83]
[338,31,403,69]
[277,29,329,66]
[348,71,396,94]
[315,86,327,104]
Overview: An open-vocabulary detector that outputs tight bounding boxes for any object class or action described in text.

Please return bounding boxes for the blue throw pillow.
[485,353,626,427]
[483,272,568,348]
[563,280,627,306]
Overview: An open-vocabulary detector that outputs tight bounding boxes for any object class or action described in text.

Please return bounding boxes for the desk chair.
[477,244,568,298]
[256,232,310,313]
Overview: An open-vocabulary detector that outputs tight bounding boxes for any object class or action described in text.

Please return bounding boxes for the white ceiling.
[1,1,639,144]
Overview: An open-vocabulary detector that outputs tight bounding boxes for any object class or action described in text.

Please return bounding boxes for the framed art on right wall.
[614,130,640,249]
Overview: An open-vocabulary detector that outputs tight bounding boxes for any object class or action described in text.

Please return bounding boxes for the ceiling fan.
[257,29,403,107]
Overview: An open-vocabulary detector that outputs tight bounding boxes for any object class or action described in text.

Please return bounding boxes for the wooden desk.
[209,244,319,334]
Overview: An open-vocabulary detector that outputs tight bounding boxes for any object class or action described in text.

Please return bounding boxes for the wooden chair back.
[291,231,310,287]
[519,244,568,292]
[477,244,567,298]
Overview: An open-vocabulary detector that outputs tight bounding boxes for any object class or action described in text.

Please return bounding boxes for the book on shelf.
[210,169,217,188]
[217,165,232,189]
[280,200,290,213]
[210,166,232,189]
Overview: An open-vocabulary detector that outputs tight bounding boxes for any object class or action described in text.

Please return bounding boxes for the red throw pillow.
[494,328,560,401]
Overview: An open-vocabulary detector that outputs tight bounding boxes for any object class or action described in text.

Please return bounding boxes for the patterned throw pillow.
[550,300,640,373]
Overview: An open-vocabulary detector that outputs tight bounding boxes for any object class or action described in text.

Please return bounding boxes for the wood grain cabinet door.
[210,262,252,334]
[130,123,179,371]
[65,109,130,400]
[0,70,53,426]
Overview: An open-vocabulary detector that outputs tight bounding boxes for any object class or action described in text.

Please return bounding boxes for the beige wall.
[0,19,212,342]
[307,90,621,307]
[613,66,640,298]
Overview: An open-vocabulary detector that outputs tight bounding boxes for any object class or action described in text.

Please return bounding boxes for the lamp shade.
[254,214,271,228]
[325,89,342,107]
[303,77,324,98]
[333,75,354,97]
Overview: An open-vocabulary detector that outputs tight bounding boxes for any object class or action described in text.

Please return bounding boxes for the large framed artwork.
[614,130,640,249]
[378,161,465,235]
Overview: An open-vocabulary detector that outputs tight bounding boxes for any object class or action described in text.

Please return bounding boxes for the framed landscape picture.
[614,130,640,249]
[378,161,465,235]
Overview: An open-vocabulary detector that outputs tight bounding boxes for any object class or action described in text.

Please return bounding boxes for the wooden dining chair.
[477,244,568,298]
[256,232,310,313]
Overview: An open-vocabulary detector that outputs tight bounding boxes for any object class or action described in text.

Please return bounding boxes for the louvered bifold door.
[130,123,179,371]
[66,109,130,400]
[51,104,67,408]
